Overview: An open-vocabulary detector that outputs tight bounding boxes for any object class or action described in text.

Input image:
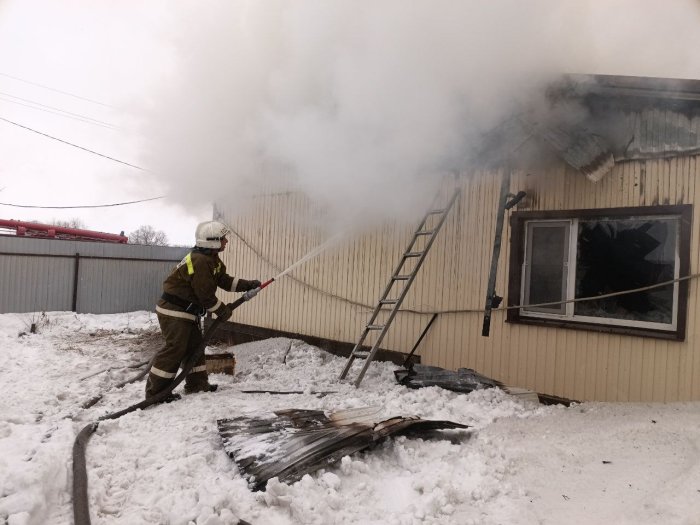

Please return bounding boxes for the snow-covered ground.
[1,311,700,525]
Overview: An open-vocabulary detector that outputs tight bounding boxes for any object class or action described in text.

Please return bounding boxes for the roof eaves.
[557,74,700,104]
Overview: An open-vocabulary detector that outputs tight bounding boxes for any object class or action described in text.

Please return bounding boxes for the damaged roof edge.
[557,74,700,104]
[474,73,700,179]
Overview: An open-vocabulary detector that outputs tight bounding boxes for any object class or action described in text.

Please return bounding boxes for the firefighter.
[145,220,261,401]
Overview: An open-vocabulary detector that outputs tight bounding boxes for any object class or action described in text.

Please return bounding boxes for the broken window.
[509,205,691,339]
[574,218,676,324]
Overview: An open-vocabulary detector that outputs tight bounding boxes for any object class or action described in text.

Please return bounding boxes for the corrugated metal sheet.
[0,236,188,314]
[479,109,700,183]
[479,75,700,185]
[620,108,700,160]
[217,150,700,403]
[530,123,615,182]
[0,253,74,312]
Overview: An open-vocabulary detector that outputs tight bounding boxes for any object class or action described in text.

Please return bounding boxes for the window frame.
[507,205,692,341]
[522,220,571,316]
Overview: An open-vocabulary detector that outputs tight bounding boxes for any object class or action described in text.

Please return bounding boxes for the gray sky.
[2,1,700,246]
[0,1,200,245]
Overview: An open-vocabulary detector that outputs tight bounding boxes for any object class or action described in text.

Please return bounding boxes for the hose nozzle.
[243,278,275,301]
[242,288,259,301]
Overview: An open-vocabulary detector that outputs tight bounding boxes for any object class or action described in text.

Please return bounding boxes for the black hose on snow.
[80,355,156,410]
[72,312,229,525]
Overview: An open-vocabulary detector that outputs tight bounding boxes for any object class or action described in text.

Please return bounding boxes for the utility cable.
[0,116,148,171]
[433,273,700,315]
[0,196,163,209]
[225,221,700,316]
[0,72,114,108]
[0,92,117,129]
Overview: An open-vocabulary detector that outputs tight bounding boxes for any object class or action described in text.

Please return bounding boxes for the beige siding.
[219,155,700,402]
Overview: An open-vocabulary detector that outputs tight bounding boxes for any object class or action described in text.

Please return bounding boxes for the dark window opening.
[508,205,691,340]
[574,218,676,324]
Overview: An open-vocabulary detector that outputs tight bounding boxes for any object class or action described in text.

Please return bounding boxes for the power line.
[0,93,117,130]
[0,90,117,126]
[0,115,148,171]
[0,72,114,108]
[0,196,164,209]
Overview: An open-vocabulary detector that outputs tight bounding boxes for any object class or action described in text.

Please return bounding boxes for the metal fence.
[0,235,189,314]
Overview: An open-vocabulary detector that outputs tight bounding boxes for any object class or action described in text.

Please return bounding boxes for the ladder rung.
[340,187,459,386]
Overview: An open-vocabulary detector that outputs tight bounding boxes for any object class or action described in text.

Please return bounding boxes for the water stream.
[274,232,345,280]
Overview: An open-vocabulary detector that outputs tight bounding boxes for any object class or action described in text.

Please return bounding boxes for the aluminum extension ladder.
[339,187,461,387]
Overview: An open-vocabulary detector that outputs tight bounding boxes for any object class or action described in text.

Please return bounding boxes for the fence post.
[72,252,80,312]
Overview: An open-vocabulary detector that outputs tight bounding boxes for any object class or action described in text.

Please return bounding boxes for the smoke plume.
[137,0,700,230]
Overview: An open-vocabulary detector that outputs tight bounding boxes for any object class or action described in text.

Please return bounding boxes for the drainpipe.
[482,169,526,337]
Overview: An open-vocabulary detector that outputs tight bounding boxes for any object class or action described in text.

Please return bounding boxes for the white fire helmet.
[195,221,231,249]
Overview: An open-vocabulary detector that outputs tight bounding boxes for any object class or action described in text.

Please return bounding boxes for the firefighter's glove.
[238,279,262,292]
[213,303,233,322]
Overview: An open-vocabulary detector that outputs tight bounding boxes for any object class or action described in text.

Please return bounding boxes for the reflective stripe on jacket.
[156,248,236,319]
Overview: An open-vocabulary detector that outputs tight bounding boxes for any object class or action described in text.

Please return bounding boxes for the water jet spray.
[234,231,345,300]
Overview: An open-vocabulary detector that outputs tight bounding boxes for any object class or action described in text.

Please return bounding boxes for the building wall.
[0,236,188,314]
[218,154,700,402]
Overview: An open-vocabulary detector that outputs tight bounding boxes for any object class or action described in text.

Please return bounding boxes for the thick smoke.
[138,0,700,230]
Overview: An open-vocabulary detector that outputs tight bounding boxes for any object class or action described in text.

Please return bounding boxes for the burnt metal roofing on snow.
[218,407,468,491]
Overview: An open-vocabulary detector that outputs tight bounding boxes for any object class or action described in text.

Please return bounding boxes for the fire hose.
[72,279,275,525]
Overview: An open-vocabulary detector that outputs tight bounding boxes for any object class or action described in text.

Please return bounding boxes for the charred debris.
[218,407,468,491]
[395,363,574,406]
[217,364,572,492]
